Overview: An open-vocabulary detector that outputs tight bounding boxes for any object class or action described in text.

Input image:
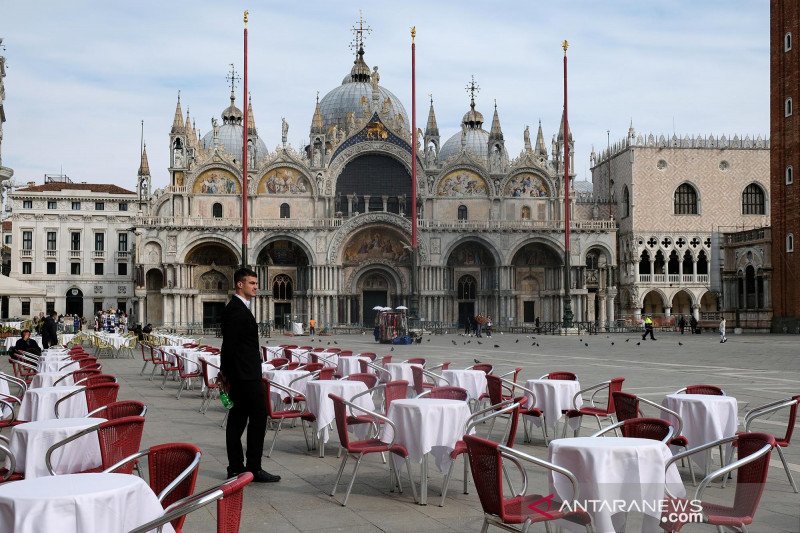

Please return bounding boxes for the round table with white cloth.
[661,393,739,469]
[337,356,372,377]
[262,346,285,361]
[385,363,422,384]
[197,354,221,387]
[8,417,105,478]
[59,333,76,345]
[39,357,76,373]
[524,379,582,431]
[30,371,74,389]
[263,368,311,404]
[439,369,487,401]
[19,385,88,421]
[548,437,685,533]
[304,380,374,445]
[94,333,129,350]
[381,398,473,505]
[0,472,173,533]
[314,351,339,368]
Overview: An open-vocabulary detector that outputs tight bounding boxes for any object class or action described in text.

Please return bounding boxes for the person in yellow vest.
[309,318,316,336]
[642,315,656,340]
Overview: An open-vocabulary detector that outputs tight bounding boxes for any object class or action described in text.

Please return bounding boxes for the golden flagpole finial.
[562,40,569,53]
[244,10,249,27]
[411,26,416,42]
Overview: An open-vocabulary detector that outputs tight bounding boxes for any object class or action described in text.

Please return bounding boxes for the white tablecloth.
[524,379,582,429]
[30,371,73,389]
[314,351,339,368]
[385,363,422,384]
[59,334,76,345]
[9,417,105,478]
[0,472,173,533]
[337,356,372,377]
[381,398,472,471]
[198,354,221,386]
[305,380,373,443]
[662,393,738,469]
[263,346,285,361]
[4,336,43,351]
[263,368,311,404]
[19,386,88,421]
[439,369,487,401]
[549,437,685,533]
[1,321,23,330]
[287,348,311,363]
[291,322,304,335]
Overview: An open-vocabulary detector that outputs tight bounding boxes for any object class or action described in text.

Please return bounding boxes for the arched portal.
[65,288,84,317]
[447,241,498,326]
[671,290,692,317]
[145,268,164,325]
[511,242,562,323]
[257,239,311,327]
[186,243,238,329]
[335,154,412,216]
[357,270,399,328]
[642,290,665,315]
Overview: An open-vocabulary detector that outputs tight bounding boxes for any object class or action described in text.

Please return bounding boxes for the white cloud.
[1,0,768,188]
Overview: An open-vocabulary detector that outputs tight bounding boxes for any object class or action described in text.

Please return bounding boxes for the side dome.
[316,46,409,133]
[201,92,268,159]
[439,127,490,162]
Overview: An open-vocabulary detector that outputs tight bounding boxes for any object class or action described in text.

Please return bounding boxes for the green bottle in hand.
[219,391,234,409]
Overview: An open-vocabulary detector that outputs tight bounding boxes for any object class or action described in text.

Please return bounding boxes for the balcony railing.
[653,274,666,283]
[116,251,129,260]
[638,273,710,285]
[697,274,709,283]
[20,249,32,258]
[93,250,105,259]
[69,250,81,259]
[667,274,680,283]
[682,274,694,283]
[45,250,57,258]
[639,274,651,283]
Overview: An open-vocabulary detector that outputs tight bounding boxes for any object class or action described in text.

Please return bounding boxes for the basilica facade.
[133,43,617,330]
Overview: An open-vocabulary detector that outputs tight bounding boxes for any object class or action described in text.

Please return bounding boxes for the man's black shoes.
[250,469,281,483]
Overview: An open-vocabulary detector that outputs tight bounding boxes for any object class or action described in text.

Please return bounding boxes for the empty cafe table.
[30,371,74,389]
[337,356,372,377]
[549,437,684,533]
[0,473,172,533]
[662,393,738,470]
[381,398,472,505]
[524,378,582,435]
[8,417,105,478]
[439,369,487,401]
[385,363,421,384]
[304,379,374,455]
[18,385,88,421]
[263,369,311,405]
[263,346,285,361]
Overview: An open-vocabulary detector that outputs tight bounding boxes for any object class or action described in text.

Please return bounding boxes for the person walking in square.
[642,314,656,340]
[41,310,59,349]
[719,317,727,343]
[689,315,698,334]
[309,318,316,336]
[221,267,280,483]
[678,315,686,334]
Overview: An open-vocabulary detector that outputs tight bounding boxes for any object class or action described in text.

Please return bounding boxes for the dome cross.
[465,75,480,108]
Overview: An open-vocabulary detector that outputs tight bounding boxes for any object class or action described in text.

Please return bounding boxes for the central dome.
[316,47,409,133]
[201,92,268,159]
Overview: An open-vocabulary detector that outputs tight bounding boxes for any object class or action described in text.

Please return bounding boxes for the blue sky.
[1,1,769,189]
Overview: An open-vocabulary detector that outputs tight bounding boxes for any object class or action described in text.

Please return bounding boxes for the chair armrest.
[0,398,17,424]
[348,385,384,417]
[127,486,224,533]
[665,435,737,473]
[57,360,80,372]
[465,401,519,434]
[0,443,16,481]
[103,449,150,473]
[267,381,304,410]
[572,380,610,410]
[692,441,773,501]
[45,421,102,474]
[590,421,624,437]
[53,387,85,419]
[744,398,799,431]
[498,376,534,404]
[341,396,399,447]
[288,373,313,389]
[499,444,581,502]
[156,452,202,502]
[422,369,448,386]
[638,397,684,436]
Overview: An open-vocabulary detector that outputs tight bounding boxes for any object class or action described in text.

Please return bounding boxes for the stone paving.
[7,330,799,532]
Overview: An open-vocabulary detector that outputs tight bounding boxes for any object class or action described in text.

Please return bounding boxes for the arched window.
[742,184,766,215]
[786,97,793,117]
[787,32,793,52]
[585,252,599,270]
[457,205,468,221]
[787,166,794,185]
[521,206,531,220]
[272,274,293,300]
[280,203,290,219]
[674,183,698,215]
[212,203,223,218]
[457,275,476,300]
[788,233,795,253]
[622,186,630,218]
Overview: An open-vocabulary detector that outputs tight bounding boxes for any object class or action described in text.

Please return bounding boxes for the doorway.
[274,302,292,329]
[203,302,226,329]
[66,288,84,317]
[523,301,535,323]
[458,302,475,328]
[363,290,388,328]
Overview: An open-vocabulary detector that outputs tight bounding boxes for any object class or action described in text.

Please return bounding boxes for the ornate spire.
[222,64,243,125]
[171,92,184,134]
[184,107,192,134]
[425,95,439,137]
[348,13,372,83]
[535,120,547,156]
[247,93,257,135]
[311,91,325,133]
[489,100,503,141]
[138,143,150,177]
[557,110,571,141]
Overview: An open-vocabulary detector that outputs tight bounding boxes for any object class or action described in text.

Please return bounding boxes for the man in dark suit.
[221,267,280,483]
[41,310,59,349]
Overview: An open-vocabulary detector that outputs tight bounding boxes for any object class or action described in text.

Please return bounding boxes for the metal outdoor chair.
[562,376,625,437]
[55,382,120,418]
[740,395,800,493]
[87,400,148,420]
[540,371,578,380]
[417,386,468,401]
[591,417,675,443]
[676,384,726,396]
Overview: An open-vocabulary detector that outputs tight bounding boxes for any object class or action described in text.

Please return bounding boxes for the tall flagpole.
[241,10,249,268]
[409,26,420,320]
[561,40,574,328]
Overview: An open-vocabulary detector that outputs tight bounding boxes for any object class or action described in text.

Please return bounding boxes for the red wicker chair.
[422,386,468,401]
[173,353,203,399]
[199,357,220,414]
[316,367,336,380]
[54,382,120,418]
[263,378,314,456]
[402,357,426,365]
[661,433,775,532]
[676,384,725,395]
[105,442,202,532]
[79,374,118,387]
[540,371,577,380]
[411,365,437,396]
[329,393,418,506]
[346,373,379,389]
[464,434,593,532]
[562,376,625,437]
[592,416,675,443]
[87,400,147,419]
[266,357,289,368]
[741,395,800,492]
[468,363,493,374]
[359,352,377,361]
